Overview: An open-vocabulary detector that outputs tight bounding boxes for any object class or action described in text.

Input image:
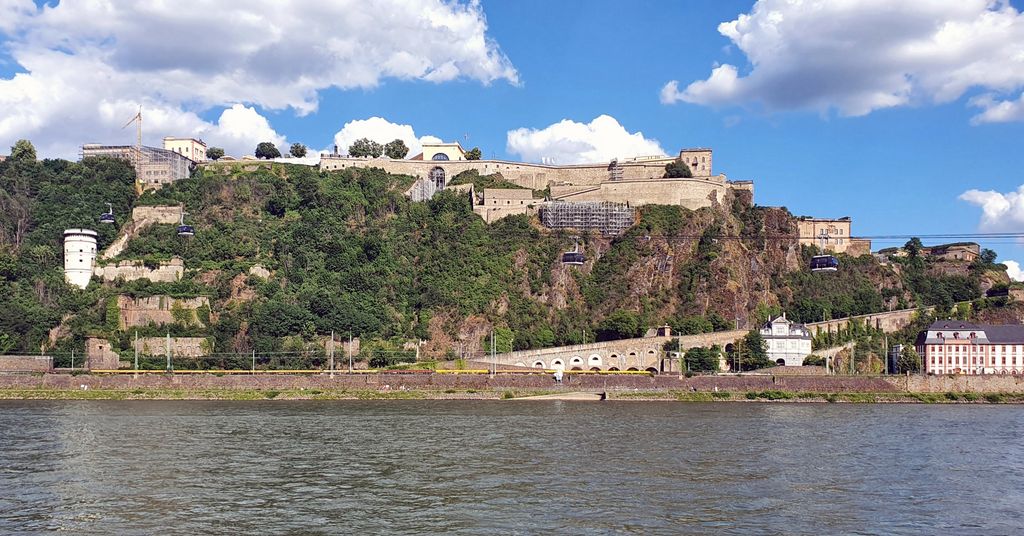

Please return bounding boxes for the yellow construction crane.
[121,107,142,187]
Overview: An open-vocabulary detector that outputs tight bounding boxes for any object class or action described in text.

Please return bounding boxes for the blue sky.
[2,0,1024,266]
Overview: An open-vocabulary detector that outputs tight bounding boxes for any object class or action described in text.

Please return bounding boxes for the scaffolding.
[539,201,635,236]
[408,177,439,202]
[81,144,192,185]
[607,158,623,181]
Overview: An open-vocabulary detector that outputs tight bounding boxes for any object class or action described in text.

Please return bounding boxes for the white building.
[162,137,208,163]
[63,228,97,289]
[916,321,1024,375]
[760,314,813,367]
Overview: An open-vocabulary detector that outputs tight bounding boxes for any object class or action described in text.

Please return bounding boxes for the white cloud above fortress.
[662,0,1024,123]
[506,115,665,165]
[0,0,518,157]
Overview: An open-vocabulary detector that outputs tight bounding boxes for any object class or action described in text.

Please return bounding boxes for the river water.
[0,401,1021,535]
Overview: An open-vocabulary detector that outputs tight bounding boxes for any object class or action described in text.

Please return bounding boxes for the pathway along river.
[1,401,1022,534]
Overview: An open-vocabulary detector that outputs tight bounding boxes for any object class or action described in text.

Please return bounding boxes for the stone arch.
[645,367,658,374]
[570,356,584,366]
[627,367,639,371]
[429,166,446,189]
[776,358,786,366]
[608,367,620,371]
[571,367,583,371]
[551,359,565,369]
[532,360,545,369]
[589,354,602,366]
[590,367,601,371]
[431,153,449,161]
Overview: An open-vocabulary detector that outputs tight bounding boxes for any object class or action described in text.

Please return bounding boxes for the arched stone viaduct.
[492,330,746,373]
[489,306,938,373]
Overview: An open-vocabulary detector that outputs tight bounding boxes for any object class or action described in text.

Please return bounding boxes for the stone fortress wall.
[94,258,184,283]
[117,295,210,328]
[317,147,751,212]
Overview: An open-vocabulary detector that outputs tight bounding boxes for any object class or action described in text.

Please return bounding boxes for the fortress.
[318,143,753,211]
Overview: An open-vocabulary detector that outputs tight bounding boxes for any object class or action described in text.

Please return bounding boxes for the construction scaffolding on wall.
[539,201,635,236]
[407,177,439,202]
[81,144,193,184]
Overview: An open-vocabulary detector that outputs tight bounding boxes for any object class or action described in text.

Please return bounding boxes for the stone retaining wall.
[0,372,899,393]
[0,356,53,373]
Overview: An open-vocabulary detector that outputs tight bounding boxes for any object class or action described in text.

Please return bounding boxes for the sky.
[2,0,1024,273]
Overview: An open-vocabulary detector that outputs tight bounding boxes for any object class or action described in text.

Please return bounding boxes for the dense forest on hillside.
[0,147,1013,363]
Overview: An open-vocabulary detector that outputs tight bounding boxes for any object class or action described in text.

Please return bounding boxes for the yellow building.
[162,137,208,163]
[796,216,871,255]
[411,141,466,161]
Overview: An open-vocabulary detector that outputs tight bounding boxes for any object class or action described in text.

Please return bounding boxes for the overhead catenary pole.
[71,349,74,371]
[165,332,171,372]
[490,330,495,377]
[134,331,139,372]
[348,334,353,374]
[329,330,335,378]
[252,349,256,374]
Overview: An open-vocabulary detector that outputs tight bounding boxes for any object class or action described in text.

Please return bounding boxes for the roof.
[679,147,712,152]
[919,321,1024,344]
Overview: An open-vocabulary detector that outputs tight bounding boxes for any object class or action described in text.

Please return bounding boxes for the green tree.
[348,138,383,158]
[289,143,308,158]
[10,139,36,161]
[663,159,692,178]
[684,345,720,372]
[596,310,643,341]
[205,147,225,160]
[255,142,281,159]
[383,139,409,159]
[905,237,923,258]
[979,248,997,265]
[465,147,482,160]
[730,330,771,371]
[897,345,922,373]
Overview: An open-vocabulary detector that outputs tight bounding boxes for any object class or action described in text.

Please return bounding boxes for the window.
[431,153,449,161]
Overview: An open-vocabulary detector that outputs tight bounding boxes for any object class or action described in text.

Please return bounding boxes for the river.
[0,401,1021,535]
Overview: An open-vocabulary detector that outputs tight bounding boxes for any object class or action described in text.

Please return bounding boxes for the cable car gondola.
[177,211,194,237]
[561,238,585,266]
[99,203,115,224]
[810,255,839,272]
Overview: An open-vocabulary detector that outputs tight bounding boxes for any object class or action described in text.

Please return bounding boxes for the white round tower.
[63,228,98,289]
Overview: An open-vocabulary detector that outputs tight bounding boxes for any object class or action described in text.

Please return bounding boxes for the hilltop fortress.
[318,143,753,210]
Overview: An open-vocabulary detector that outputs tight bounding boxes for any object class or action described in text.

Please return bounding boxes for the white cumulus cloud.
[0,0,517,158]
[959,185,1024,232]
[662,0,1024,123]
[331,117,441,158]
[1004,260,1024,282]
[506,115,665,165]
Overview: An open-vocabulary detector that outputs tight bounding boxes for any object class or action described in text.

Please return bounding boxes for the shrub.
[984,393,1005,403]
[264,390,280,399]
[944,392,960,401]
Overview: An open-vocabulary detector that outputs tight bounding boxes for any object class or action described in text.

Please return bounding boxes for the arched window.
[431,153,449,161]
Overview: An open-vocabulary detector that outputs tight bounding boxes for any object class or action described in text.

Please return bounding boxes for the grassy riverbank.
[2,386,1023,403]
